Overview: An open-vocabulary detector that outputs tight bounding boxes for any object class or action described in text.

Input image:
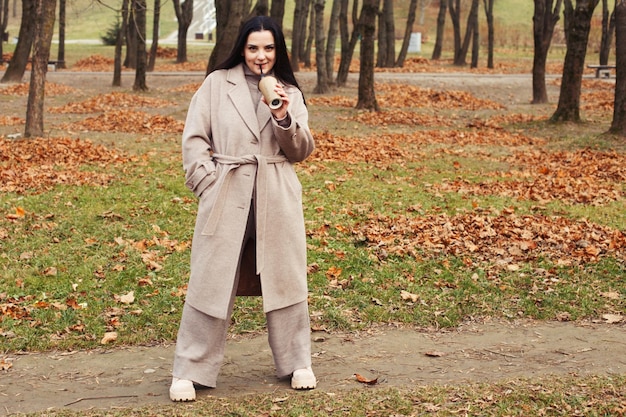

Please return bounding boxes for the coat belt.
[201,153,289,274]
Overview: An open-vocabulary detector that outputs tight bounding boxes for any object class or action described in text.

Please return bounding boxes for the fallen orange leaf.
[100,331,118,344]
[355,373,379,385]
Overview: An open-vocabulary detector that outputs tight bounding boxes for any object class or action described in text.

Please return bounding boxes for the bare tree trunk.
[336,0,360,86]
[551,0,600,122]
[610,0,626,135]
[125,7,137,68]
[0,0,7,60]
[470,2,479,68]
[57,0,66,69]
[432,0,446,60]
[208,0,246,73]
[148,0,160,71]
[313,0,330,93]
[376,6,385,67]
[396,0,418,67]
[456,0,479,66]
[173,0,193,64]
[599,0,616,65]
[448,0,462,63]
[383,0,395,67]
[376,0,394,68]
[600,0,610,64]
[291,0,309,71]
[113,0,129,87]
[132,0,148,91]
[250,0,268,16]
[325,0,341,80]
[356,0,380,111]
[376,0,396,68]
[24,0,56,138]
[338,0,349,71]
[304,1,315,67]
[1,0,35,83]
[532,0,562,104]
[483,0,494,68]
[269,0,285,27]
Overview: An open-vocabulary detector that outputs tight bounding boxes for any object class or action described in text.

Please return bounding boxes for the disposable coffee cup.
[258,75,283,110]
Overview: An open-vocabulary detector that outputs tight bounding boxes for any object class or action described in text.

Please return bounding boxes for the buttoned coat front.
[181,63,315,320]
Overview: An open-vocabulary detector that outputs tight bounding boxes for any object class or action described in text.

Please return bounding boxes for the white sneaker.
[291,367,317,390]
[169,377,196,402]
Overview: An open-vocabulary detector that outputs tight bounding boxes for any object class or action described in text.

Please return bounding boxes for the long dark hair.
[214,16,300,90]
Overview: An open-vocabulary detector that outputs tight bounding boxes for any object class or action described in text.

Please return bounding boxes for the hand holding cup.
[258,75,283,110]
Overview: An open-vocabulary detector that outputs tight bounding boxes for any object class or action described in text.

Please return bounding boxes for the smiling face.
[243,30,276,76]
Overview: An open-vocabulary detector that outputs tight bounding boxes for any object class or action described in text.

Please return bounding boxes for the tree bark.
[291,0,309,71]
[269,0,285,27]
[113,0,130,87]
[173,0,193,64]
[383,0,395,67]
[356,0,380,111]
[609,0,626,135]
[431,0,447,60]
[313,0,330,93]
[599,0,616,65]
[551,0,600,122]
[304,1,315,67]
[208,0,246,74]
[1,0,35,83]
[483,0,494,68]
[377,5,386,67]
[57,0,66,69]
[0,0,8,60]
[600,0,610,64]
[125,6,138,69]
[376,0,394,68]
[24,0,56,138]
[325,0,341,80]
[532,0,562,104]
[132,0,148,91]
[250,0,268,16]
[148,0,161,71]
[396,0,417,67]
[470,1,479,68]
[336,0,360,87]
[448,0,462,63]
[456,0,478,66]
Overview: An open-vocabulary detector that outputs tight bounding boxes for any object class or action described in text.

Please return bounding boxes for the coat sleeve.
[271,87,315,163]
[181,78,217,198]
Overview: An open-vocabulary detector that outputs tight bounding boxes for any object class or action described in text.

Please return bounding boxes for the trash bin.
[408,33,421,53]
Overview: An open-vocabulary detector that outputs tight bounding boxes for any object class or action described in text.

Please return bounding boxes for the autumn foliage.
[0,137,128,193]
[0,54,624,351]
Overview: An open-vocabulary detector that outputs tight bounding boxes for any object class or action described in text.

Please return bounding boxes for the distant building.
[191,0,216,41]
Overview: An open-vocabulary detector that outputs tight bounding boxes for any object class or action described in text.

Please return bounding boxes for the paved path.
[1,321,625,416]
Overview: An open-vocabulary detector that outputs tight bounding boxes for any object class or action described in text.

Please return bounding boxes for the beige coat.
[181,63,315,320]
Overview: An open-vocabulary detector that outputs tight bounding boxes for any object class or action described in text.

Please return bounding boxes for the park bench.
[0,59,64,71]
[46,60,64,71]
[587,64,616,79]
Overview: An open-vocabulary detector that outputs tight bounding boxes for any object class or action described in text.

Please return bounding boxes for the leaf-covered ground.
[0,55,624,415]
[0,137,129,193]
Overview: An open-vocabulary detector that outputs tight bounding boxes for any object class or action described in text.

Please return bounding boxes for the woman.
[169,16,316,402]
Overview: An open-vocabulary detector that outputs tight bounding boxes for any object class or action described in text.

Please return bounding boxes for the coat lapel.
[227,65,270,141]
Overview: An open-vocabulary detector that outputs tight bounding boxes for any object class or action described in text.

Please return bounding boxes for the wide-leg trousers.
[172,207,312,388]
